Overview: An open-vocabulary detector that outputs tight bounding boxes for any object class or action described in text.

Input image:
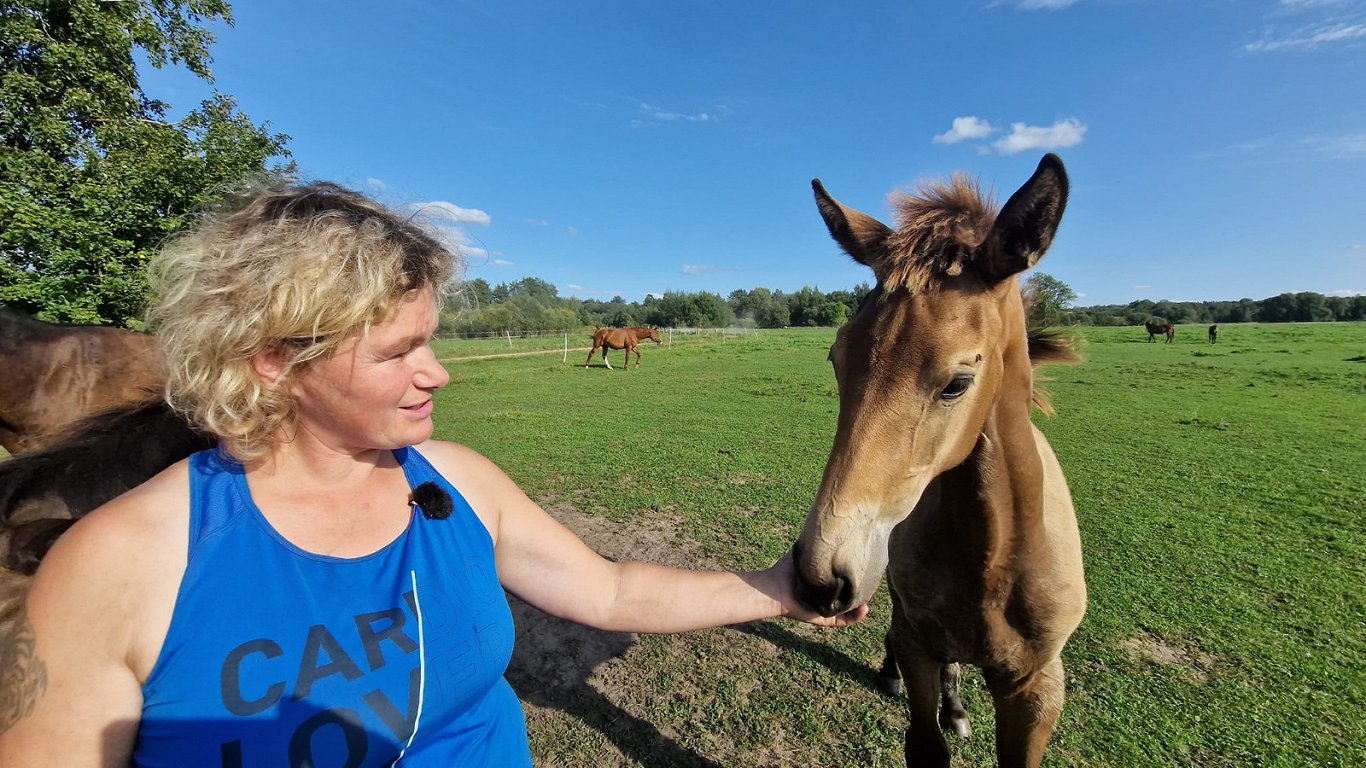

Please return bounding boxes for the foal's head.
[792,155,1069,616]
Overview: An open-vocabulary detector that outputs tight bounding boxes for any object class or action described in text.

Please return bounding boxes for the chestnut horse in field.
[0,310,164,453]
[584,325,662,369]
[791,155,1086,768]
[1145,322,1175,343]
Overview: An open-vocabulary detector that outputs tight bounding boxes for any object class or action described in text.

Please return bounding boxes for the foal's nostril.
[793,570,852,618]
[791,542,857,616]
[833,568,856,612]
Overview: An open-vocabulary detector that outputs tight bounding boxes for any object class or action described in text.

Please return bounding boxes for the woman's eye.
[940,376,973,401]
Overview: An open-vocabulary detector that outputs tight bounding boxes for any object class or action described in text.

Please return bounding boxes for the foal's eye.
[940,376,973,401]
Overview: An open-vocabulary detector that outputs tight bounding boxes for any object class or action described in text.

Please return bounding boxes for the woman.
[0,183,865,767]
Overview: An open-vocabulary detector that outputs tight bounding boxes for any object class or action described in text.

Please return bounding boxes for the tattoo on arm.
[1,605,49,734]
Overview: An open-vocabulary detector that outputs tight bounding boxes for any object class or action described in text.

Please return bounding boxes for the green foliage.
[643,290,734,328]
[1079,292,1366,327]
[0,0,292,325]
[1025,271,1078,325]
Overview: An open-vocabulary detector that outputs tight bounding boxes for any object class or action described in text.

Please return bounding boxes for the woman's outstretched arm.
[420,441,867,634]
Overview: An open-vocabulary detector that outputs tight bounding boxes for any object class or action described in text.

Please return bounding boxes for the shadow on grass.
[505,596,724,768]
[727,620,888,697]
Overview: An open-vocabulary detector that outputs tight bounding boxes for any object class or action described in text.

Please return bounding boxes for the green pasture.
[433,322,1364,767]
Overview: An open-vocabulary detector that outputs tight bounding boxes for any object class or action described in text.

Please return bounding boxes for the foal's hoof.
[940,714,972,740]
[876,674,904,697]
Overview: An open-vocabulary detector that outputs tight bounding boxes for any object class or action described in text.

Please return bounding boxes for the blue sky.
[139,0,1366,306]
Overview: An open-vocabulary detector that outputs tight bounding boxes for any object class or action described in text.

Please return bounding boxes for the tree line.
[440,274,1364,337]
[441,277,873,336]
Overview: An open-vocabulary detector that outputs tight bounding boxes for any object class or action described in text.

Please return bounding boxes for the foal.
[792,155,1086,768]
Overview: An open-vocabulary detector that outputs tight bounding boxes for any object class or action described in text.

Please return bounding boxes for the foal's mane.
[882,174,998,294]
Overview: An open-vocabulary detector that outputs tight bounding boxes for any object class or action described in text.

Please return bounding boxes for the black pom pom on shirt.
[411,481,453,520]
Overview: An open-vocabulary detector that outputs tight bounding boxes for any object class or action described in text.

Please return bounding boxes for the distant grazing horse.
[0,310,164,453]
[584,325,662,369]
[791,155,1086,768]
[1146,322,1175,343]
[1208,324,1218,344]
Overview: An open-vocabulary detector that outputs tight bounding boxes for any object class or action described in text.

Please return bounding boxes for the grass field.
[431,322,1365,767]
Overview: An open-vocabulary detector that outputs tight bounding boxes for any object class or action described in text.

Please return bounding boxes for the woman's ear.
[250,345,290,386]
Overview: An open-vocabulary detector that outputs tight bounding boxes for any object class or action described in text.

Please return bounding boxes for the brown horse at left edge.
[0,310,164,454]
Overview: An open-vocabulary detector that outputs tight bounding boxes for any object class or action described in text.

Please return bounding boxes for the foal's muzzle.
[790,542,857,617]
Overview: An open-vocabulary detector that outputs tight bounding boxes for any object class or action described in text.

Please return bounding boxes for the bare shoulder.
[410,440,526,541]
[26,458,191,666]
[43,458,190,580]
[411,439,511,489]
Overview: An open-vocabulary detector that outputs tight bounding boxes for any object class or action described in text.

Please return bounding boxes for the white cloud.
[412,201,491,227]
[1307,132,1366,159]
[682,264,721,275]
[1280,0,1351,7]
[933,116,996,144]
[1244,22,1366,51]
[991,119,1087,154]
[1017,0,1080,9]
[364,177,386,191]
[492,259,515,267]
[524,218,551,228]
[563,284,628,298]
[642,102,718,122]
[632,102,732,128]
[566,226,579,236]
[1326,288,1365,296]
[1134,284,1153,290]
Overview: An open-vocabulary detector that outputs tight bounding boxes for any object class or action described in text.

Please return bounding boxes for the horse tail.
[0,398,214,574]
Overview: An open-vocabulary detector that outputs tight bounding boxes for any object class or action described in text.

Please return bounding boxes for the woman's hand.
[751,553,868,628]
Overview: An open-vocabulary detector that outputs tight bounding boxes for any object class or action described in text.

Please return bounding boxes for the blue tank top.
[133,447,532,767]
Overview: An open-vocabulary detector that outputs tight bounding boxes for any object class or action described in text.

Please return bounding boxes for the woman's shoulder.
[411,439,505,481]
[409,440,522,536]
[24,457,193,679]
[34,458,192,603]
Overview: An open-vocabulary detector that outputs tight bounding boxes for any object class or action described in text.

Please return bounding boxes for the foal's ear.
[977,154,1069,285]
[812,179,893,274]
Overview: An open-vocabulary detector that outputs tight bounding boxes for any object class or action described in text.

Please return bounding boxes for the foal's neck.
[952,366,1048,586]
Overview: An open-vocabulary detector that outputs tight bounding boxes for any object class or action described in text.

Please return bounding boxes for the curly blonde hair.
[147,182,458,461]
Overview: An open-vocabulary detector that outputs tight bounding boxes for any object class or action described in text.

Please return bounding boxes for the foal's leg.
[584,344,598,368]
[983,657,1066,768]
[876,631,904,696]
[881,616,948,767]
[939,662,972,739]
[603,347,613,369]
[897,653,952,768]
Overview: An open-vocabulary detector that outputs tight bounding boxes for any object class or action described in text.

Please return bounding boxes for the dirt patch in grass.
[507,499,899,767]
[506,499,726,766]
[1119,630,1219,684]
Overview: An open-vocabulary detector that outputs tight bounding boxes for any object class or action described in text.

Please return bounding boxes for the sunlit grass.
[432,322,1364,767]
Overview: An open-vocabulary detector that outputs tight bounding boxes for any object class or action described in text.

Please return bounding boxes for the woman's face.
[287,287,449,454]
